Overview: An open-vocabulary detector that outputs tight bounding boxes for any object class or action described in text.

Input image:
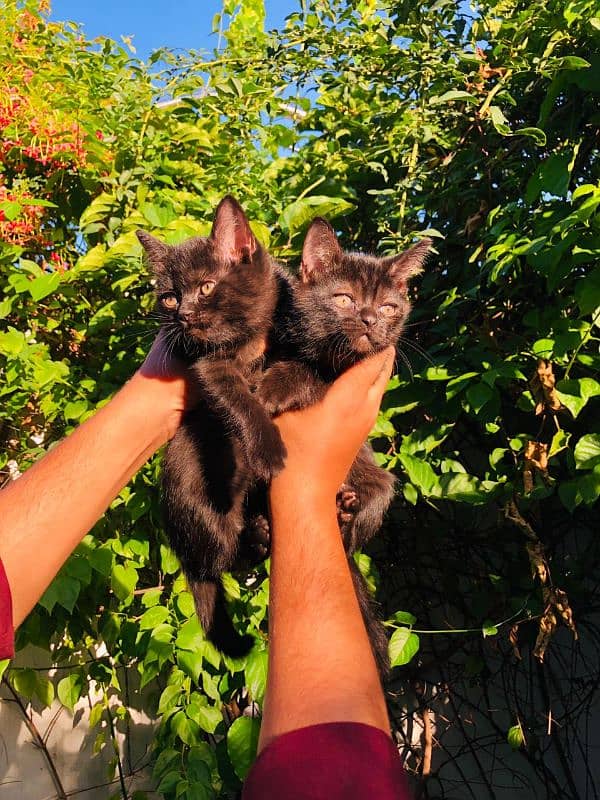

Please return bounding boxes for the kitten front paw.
[247,422,287,482]
[258,384,295,417]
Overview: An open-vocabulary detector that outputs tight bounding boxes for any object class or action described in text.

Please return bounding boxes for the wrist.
[121,371,183,447]
[270,467,337,517]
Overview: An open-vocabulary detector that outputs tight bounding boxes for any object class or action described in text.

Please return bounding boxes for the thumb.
[367,346,396,402]
[328,346,395,409]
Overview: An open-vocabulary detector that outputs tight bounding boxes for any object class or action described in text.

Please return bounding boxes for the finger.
[367,346,395,400]
[332,346,394,395]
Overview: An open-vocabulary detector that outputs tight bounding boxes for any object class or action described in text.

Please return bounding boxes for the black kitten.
[137,196,285,658]
[259,218,431,674]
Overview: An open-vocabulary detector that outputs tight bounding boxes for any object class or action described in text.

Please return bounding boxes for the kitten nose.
[360,308,377,328]
[177,310,192,327]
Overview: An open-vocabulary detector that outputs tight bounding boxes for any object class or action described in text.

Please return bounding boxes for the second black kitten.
[137,196,285,658]
[258,218,431,674]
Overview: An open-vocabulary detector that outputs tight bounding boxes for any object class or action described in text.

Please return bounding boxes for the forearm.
[259,473,389,751]
[0,372,170,627]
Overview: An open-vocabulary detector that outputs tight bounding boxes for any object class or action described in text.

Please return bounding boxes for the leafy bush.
[1,0,598,796]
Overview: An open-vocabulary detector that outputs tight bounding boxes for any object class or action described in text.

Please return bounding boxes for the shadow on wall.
[0,645,160,800]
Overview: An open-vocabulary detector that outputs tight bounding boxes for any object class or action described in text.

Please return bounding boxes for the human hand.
[270,347,395,501]
[128,331,198,443]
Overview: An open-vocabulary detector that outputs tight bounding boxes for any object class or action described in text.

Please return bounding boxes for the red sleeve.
[242,722,411,800]
[0,556,14,661]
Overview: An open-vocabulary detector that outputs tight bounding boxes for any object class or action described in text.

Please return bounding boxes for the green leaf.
[227,716,260,781]
[354,551,380,595]
[176,617,205,651]
[188,702,223,734]
[153,747,180,780]
[389,628,420,667]
[222,572,241,600]
[279,196,354,236]
[28,272,61,301]
[403,482,418,505]
[370,415,396,438]
[515,127,547,146]
[553,55,591,70]
[488,105,511,136]
[139,605,170,630]
[397,453,437,495]
[0,328,26,357]
[176,591,195,617]
[157,771,181,793]
[525,152,572,204]
[465,381,494,413]
[482,622,498,638]
[39,574,81,614]
[507,723,525,750]
[575,267,600,315]
[390,610,417,626]
[172,710,201,745]
[89,702,104,728]
[63,399,89,421]
[244,648,268,704]
[158,684,182,714]
[111,563,139,601]
[142,587,164,608]
[141,203,177,228]
[430,90,477,105]
[574,434,600,470]
[35,675,55,706]
[532,338,554,357]
[438,473,498,505]
[556,378,600,418]
[74,245,106,272]
[160,544,181,575]
[11,668,37,699]
[57,672,85,710]
[549,430,570,458]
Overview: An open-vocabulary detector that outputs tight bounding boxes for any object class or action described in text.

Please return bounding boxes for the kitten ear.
[301,218,342,282]
[136,231,168,267]
[210,195,257,263]
[387,238,432,290]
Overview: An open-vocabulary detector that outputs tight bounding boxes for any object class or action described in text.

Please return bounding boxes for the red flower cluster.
[0,85,88,169]
[0,184,48,248]
[48,251,68,272]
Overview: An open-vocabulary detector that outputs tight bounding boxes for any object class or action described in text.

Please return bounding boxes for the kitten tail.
[349,560,391,679]
[189,579,255,659]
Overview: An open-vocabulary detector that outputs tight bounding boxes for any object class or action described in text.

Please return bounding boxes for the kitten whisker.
[402,317,437,330]
[397,336,435,366]
[395,347,414,380]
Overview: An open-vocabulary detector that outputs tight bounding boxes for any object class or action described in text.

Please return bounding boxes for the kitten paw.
[337,485,360,521]
[247,422,287,482]
[245,514,271,561]
[337,485,360,540]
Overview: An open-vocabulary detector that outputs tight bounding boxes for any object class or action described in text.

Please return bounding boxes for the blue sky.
[50,0,300,60]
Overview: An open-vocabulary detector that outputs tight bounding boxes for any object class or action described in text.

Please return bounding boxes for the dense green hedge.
[1,0,598,796]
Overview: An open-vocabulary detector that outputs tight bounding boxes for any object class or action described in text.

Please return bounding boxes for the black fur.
[258,218,431,676]
[137,196,285,658]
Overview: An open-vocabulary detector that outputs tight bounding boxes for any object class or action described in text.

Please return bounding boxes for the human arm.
[0,333,191,628]
[258,346,396,752]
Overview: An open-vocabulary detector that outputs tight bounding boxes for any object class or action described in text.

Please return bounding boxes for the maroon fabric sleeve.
[242,722,411,800]
[0,556,14,661]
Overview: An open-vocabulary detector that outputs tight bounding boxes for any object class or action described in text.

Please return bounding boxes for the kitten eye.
[160,292,179,310]
[333,294,354,309]
[201,280,216,297]
[379,303,398,317]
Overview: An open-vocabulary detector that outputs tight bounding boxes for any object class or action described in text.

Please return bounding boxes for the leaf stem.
[564,306,600,380]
